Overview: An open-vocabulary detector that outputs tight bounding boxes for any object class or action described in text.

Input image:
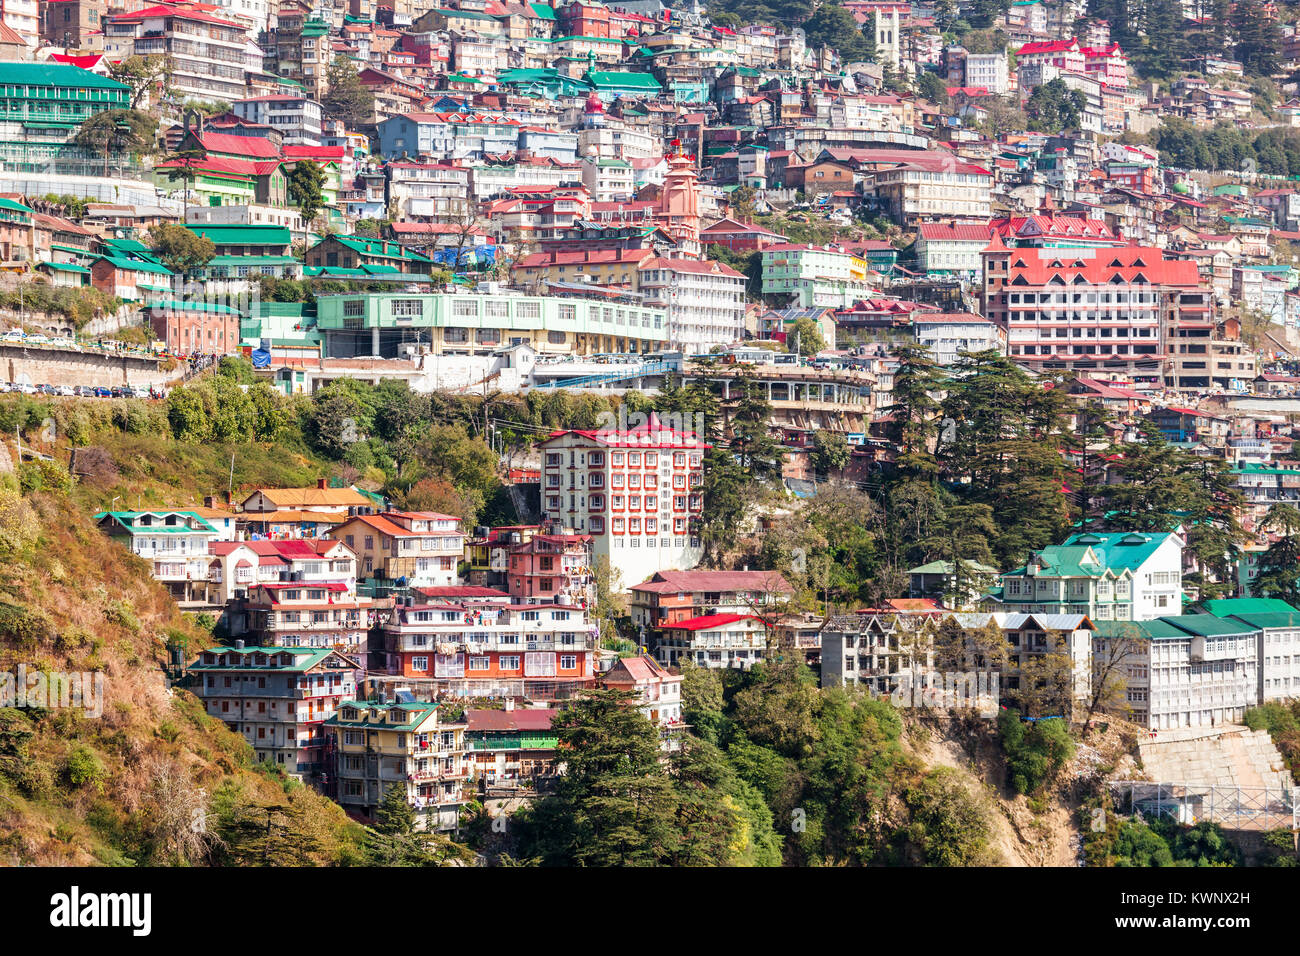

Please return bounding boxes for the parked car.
[93,386,111,398]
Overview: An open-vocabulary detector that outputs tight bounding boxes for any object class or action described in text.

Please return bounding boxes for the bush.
[63,745,106,790]
[0,603,56,649]
[18,459,73,496]
[998,709,1074,795]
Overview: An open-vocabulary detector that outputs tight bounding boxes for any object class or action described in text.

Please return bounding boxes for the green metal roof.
[40,261,90,274]
[324,699,441,729]
[186,224,292,246]
[95,255,174,276]
[332,235,432,261]
[1159,614,1257,637]
[1093,619,1188,641]
[1228,611,1300,630]
[96,510,218,534]
[530,1,557,17]
[143,299,243,314]
[1201,597,1299,618]
[0,62,130,91]
[433,7,500,19]
[585,70,662,90]
[0,197,31,213]
[1024,531,1176,578]
[190,646,347,672]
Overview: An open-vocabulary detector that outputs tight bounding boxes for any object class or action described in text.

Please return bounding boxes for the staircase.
[1137,725,1293,790]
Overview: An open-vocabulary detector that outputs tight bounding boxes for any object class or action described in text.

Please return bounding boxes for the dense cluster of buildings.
[36,0,1300,829]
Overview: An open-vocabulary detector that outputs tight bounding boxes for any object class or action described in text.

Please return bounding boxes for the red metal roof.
[665,613,763,631]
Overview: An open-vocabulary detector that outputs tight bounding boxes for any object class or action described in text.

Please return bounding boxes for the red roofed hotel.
[539,412,707,591]
[981,237,1208,382]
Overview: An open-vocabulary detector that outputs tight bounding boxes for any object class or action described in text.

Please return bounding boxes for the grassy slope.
[0,397,359,865]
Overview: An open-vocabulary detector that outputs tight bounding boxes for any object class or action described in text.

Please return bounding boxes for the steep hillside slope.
[0,447,361,866]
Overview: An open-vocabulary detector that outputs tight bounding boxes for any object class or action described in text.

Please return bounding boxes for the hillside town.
[3,0,1300,872]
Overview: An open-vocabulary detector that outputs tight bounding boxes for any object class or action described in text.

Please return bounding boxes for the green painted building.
[315,290,667,358]
[0,62,130,162]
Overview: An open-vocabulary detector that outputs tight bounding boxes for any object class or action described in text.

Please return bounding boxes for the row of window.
[409,654,579,671]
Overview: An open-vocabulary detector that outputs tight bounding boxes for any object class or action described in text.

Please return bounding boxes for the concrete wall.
[0,343,171,388]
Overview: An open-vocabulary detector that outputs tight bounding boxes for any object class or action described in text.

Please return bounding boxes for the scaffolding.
[1110,780,1297,833]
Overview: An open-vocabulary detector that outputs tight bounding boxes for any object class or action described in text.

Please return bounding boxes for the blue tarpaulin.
[251,348,271,368]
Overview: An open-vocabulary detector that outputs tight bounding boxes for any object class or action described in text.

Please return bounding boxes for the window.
[561,655,577,669]
[392,299,423,317]
[343,299,364,316]
[499,655,520,670]
[411,656,428,671]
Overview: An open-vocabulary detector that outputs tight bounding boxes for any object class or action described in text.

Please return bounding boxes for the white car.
[1,329,23,342]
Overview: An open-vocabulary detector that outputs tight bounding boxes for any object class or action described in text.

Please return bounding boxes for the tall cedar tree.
[886,343,945,478]
[1255,504,1300,606]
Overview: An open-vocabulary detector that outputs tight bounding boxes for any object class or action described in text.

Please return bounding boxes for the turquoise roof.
[96,510,219,534]
[1019,531,1175,578]
[0,62,130,92]
[1200,597,1299,617]
[1159,614,1257,637]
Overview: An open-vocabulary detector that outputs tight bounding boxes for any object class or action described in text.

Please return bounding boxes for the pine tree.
[374,782,416,836]
[1255,504,1300,605]
[886,344,945,478]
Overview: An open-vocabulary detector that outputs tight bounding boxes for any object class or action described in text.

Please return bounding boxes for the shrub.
[998,709,1074,795]
[0,603,56,650]
[62,745,106,790]
[18,459,73,495]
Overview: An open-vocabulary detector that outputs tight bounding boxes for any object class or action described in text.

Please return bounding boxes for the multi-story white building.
[104,3,252,103]
[638,256,746,352]
[654,612,771,670]
[95,510,223,602]
[385,162,471,221]
[1095,615,1259,731]
[602,653,686,750]
[982,239,1203,381]
[965,52,1009,94]
[381,593,599,693]
[578,123,658,162]
[232,94,323,145]
[469,160,584,201]
[821,610,1094,714]
[994,529,1185,622]
[581,156,635,202]
[1202,598,1300,704]
[915,222,991,277]
[191,643,360,780]
[2,0,38,49]
[912,313,1004,365]
[538,414,706,590]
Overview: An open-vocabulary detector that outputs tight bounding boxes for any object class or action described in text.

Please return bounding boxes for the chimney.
[204,495,216,508]
[317,477,328,489]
